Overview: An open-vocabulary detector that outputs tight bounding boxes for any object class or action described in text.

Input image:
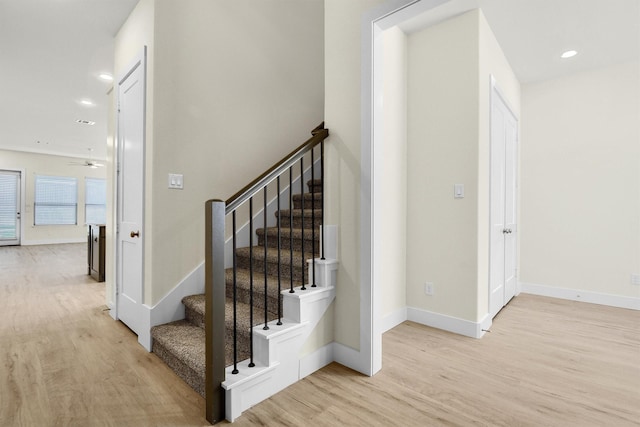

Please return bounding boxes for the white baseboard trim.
[407,306,486,339]
[381,307,407,333]
[22,237,86,246]
[299,343,334,379]
[149,262,205,327]
[132,262,205,352]
[333,342,367,374]
[520,282,640,311]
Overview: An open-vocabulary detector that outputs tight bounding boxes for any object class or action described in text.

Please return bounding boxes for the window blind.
[34,175,77,225]
[85,177,106,224]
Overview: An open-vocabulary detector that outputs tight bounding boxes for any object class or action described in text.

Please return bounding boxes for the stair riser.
[185,306,204,329]
[226,279,281,318]
[226,322,251,366]
[292,196,322,210]
[276,215,322,230]
[236,254,306,283]
[307,181,322,193]
[152,341,205,397]
[257,234,319,253]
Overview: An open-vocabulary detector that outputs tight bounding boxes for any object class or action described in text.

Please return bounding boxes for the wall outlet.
[632,274,640,286]
[425,282,434,296]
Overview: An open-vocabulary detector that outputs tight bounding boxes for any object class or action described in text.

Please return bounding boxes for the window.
[85,177,106,224]
[34,175,77,225]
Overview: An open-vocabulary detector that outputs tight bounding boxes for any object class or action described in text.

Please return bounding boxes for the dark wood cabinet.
[88,224,105,282]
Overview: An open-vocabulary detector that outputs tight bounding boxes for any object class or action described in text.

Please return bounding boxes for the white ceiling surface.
[0,0,637,160]
[0,0,139,160]
[400,0,640,83]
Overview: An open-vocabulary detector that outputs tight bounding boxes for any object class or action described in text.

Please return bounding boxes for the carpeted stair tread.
[292,192,322,209]
[256,227,320,253]
[182,294,205,329]
[152,320,204,370]
[183,294,205,315]
[225,267,291,317]
[181,292,280,327]
[276,208,323,219]
[151,320,205,395]
[256,226,319,240]
[276,209,323,229]
[235,245,307,269]
[307,178,322,188]
[235,246,308,282]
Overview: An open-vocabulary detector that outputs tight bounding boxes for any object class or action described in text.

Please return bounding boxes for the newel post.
[205,199,226,424]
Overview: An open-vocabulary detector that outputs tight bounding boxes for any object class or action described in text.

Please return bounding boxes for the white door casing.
[0,170,21,246]
[489,78,518,318]
[116,49,146,337]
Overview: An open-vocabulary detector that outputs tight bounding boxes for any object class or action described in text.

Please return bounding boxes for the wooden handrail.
[225,122,328,213]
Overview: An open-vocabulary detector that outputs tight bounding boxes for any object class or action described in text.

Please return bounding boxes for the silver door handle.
[503,228,512,234]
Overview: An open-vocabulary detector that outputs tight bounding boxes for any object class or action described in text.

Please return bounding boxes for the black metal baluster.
[248,198,255,368]
[320,140,325,260]
[276,177,282,325]
[232,210,238,374]
[289,167,294,294]
[263,187,269,330]
[311,148,316,287]
[300,157,306,291]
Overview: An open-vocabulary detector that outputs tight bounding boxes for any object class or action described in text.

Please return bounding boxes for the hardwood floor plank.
[1,243,638,426]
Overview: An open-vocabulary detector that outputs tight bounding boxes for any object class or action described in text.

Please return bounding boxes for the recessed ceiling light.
[80,99,94,106]
[99,73,113,82]
[561,50,578,59]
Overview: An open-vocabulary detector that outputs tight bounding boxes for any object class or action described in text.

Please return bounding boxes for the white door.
[0,170,21,246]
[116,51,146,336]
[489,82,518,318]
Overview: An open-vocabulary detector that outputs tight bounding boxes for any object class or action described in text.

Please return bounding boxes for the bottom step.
[151,299,275,397]
[151,320,206,397]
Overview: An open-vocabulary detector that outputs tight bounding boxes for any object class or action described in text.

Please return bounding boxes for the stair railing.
[204,123,329,423]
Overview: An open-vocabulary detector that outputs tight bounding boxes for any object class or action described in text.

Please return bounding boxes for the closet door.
[489,85,518,318]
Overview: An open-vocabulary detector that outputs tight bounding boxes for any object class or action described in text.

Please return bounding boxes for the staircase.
[150,178,324,400]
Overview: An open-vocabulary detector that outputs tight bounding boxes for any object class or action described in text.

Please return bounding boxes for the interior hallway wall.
[520,60,640,301]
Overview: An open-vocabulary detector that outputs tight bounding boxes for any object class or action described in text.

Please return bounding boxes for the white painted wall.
[405,9,520,324]
[325,0,386,351]
[406,11,480,322]
[520,61,640,299]
[114,0,325,307]
[380,27,408,320]
[0,149,106,245]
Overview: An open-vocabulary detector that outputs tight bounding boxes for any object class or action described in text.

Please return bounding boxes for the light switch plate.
[168,173,184,189]
[454,184,464,199]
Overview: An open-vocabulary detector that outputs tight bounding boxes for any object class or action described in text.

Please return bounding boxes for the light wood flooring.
[1,243,638,426]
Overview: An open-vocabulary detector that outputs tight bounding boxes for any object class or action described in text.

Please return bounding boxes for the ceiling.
[0,0,637,160]
[400,0,639,83]
[0,0,139,160]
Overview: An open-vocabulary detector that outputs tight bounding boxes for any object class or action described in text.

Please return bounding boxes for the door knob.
[130,230,140,238]
[503,228,512,234]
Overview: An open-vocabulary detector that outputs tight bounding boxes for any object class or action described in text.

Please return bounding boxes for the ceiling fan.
[69,148,104,168]
[68,160,105,168]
